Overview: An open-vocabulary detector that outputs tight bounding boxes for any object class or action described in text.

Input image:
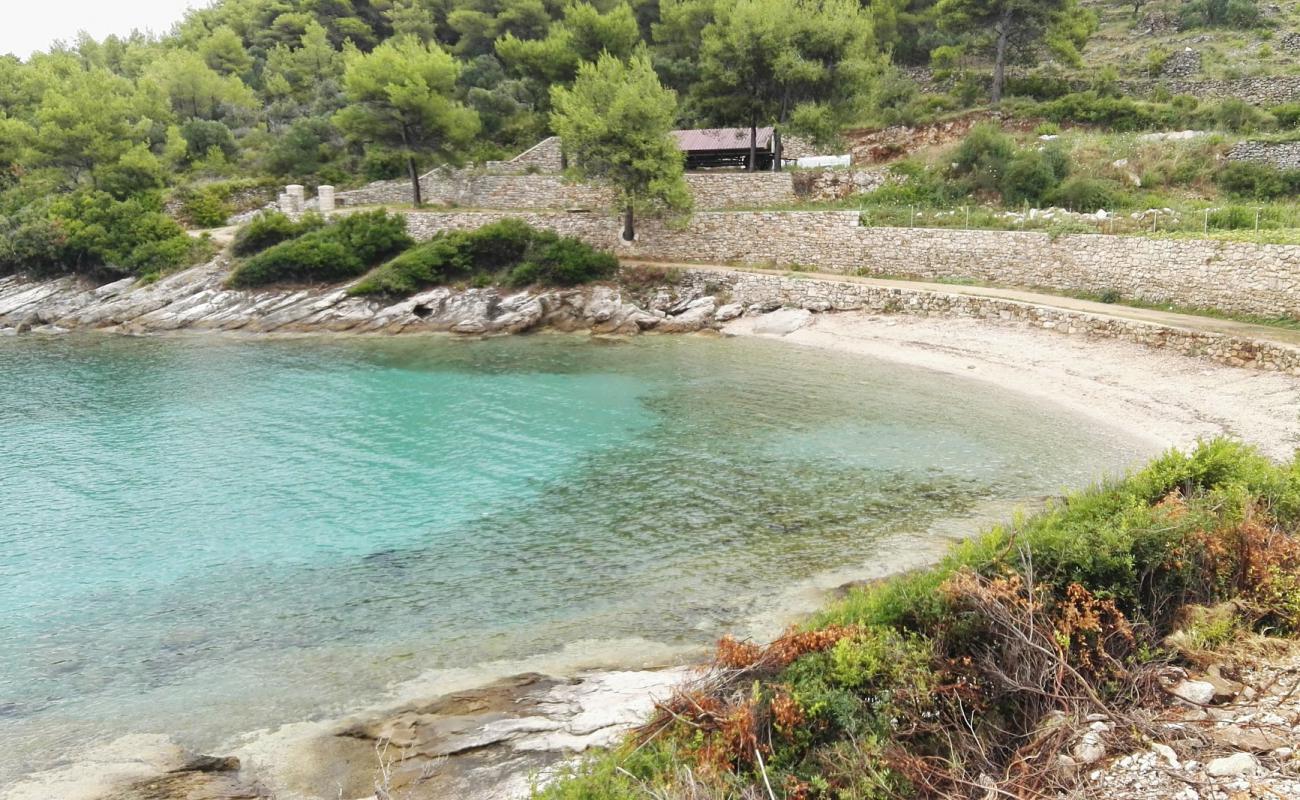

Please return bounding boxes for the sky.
[1,0,213,59]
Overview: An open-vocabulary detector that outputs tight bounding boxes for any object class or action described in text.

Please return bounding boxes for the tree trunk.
[407,155,422,206]
[773,129,783,172]
[748,119,758,173]
[992,9,1012,105]
[622,203,635,241]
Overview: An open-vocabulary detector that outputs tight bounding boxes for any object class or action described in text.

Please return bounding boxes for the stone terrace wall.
[394,209,1300,318]
[505,136,565,171]
[339,171,802,209]
[402,210,620,248]
[1228,141,1300,170]
[902,67,1300,106]
[675,267,1300,374]
[620,212,1300,318]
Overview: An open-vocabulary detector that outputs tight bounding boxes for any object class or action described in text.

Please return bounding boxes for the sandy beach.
[726,310,1300,462]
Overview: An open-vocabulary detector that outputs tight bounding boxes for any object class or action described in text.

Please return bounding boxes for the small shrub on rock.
[350,218,617,297]
[506,236,618,287]
[228,210,412,287]
[349,233,474,296]
[231,212,326,256]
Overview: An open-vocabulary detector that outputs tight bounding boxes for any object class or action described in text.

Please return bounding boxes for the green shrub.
[333,209,414,264]
[1040,92,1177,132]
[1048,177,1119,211]
[179,187,234,228]
[1202,98,1275,133]
[1001,146,1070,206]
[1180,0,1264,29]
[463,217,536,270]
[507,235,618,287]
[349,234,474,296]
[951,124,1015,195]
[180,120,238,165]
[349,219,617,297]
[1214,161,1300,199]
[1272,103,1300,129]
[1005,71,1074,100]
[228,210,412,287]
[44,191,202,277]
[230,212,326,256]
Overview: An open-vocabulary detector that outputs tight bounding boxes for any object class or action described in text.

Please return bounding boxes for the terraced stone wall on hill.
[1228,141,1300,170]
[901,67,1300,106]
[674,266,1300,374]
[624,212,1300,318]
[337,171,805,210]
[394,209,1300,318]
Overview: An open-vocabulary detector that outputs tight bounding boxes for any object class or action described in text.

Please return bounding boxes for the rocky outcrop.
[0,258,730,338]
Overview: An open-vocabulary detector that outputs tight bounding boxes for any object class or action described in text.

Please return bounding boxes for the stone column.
[278,192,292,213]
[286,184,305,214]
[317,185,336,214]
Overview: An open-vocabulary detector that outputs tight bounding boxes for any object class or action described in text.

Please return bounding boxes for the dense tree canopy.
[0,0,1106,278]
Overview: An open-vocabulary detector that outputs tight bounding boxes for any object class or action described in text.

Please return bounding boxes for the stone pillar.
[285,184,305,214]
[278,192,292,213]
[317,185,335,214]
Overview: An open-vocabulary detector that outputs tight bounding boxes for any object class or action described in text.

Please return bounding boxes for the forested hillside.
[0,0,1290,280]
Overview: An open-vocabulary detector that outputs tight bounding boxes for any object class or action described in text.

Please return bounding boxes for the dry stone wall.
[338,171,807,209]
[392,209,1300,319]
[1228,141,1300,170]
[621,212,1300,318]
[674,267,1300,375]
[401,210,620,247]
[903,67,1300,106]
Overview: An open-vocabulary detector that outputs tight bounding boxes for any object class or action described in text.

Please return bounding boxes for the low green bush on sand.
[349,218,617,297]
[538,439,1300,800]
[227,210,412,287]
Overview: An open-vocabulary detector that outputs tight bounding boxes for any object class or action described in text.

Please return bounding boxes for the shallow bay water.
[0,332,1144,783]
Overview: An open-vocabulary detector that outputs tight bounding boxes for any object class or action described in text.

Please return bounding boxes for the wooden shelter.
[673,127,779,170]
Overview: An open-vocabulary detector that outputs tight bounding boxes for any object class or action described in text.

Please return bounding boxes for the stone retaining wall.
[674,267,1300,375]
[401,210,619,246]
[902,67,1300,106]
[338,171,805,209]
[1228,141,1300,170]
[622,212,1300,318]
[392,209,1300,319]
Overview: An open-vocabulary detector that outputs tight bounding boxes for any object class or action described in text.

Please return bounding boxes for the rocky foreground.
[0,256,747,337]
[1080,646,1300,800]
[4,668,689,800]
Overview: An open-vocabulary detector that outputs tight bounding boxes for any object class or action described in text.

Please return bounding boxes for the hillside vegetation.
[3,0,1300,273]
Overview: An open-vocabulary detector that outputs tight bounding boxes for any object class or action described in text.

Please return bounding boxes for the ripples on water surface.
[0,333,1142,782]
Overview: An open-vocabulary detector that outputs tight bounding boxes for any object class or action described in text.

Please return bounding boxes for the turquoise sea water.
[0,333,1142,784]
